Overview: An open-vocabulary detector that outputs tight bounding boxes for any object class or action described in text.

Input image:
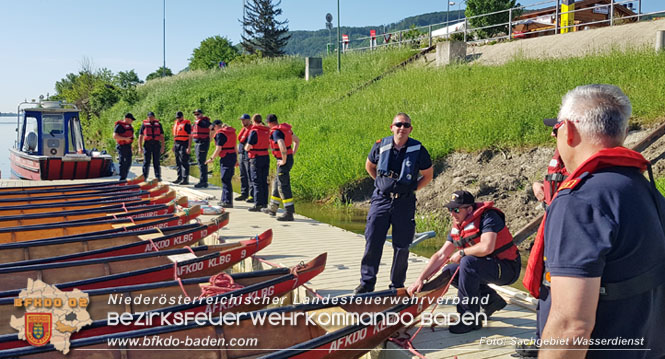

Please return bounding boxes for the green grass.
[95,46,665,200]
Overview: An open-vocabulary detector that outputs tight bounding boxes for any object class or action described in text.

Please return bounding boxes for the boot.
[172,178,182,184]
[262,204,278,216]
[276,206,294,221]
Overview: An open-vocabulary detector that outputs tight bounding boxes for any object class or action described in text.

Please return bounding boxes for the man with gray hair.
[523,84,665,358]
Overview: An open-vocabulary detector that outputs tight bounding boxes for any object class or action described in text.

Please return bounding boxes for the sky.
[0,0,662,114]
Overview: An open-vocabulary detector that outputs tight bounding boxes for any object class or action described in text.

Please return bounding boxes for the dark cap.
[239,113,251,120]
[543,118,561,127]
[147,111,155,117]
[212,119,223,127]
[176,111,184,118]
[443,190,475,209]
[193,109,203,115]
[266,114,278,123]
[124,113,135,120]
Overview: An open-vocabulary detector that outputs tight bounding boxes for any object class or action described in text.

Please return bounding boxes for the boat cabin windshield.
[18,109,86,156]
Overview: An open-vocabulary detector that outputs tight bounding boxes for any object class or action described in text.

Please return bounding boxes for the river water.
[0,120,18,178]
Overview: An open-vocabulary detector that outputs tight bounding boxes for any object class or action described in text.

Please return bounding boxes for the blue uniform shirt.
[540,166,665,358]
[367,139,432,195]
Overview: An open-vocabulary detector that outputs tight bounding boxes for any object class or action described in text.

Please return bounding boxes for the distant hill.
[285,10,464,57]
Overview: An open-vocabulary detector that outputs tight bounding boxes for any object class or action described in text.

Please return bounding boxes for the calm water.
[0,120,18,179]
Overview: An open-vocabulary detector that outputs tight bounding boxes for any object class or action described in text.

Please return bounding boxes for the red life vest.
[192,116,211,140]
[523,147,650,298]
[216,127,237,158]
[450,202,519,261]
[543,149,569,205]
[115,120,134,145]
[269,123,294,159]
[172,119,191,142]
[142,119,163,141]
[248,124,270,158]
[238,127,250,144]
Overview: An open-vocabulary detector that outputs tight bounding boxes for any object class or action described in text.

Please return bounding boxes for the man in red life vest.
[408,190,520,334]
[262,114,300,221]
[205,120,237,208]
[171,111,192,185]
[524,84,665,359]
[192,109,211,188]
[113,113,135,181]
[235,113,254,203]
[244,114,270,211]
[138,111,165,181]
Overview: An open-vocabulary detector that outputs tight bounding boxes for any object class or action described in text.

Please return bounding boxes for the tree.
[54,65,119,120]
[146,67,173,81]
[189,36,239,70]
[241,0,291,57]
[465,0,522,39]
[114,70,142,89]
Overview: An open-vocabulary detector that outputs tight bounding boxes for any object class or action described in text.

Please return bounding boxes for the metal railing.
[336,0,664,53]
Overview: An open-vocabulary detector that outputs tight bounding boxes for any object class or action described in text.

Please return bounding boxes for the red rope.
[173,262,190,298]
[198,273,244,298]
[147,238,159,252]
[183,245,196,255]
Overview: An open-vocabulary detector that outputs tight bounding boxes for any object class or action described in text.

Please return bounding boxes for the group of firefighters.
[113,109,299,221]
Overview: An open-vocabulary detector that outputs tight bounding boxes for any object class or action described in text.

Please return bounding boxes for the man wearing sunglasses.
[408,190,520,334]
[355,113,434,295]
[522,85,665,359]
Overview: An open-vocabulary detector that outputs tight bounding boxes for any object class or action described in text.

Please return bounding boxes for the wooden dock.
[0,164,537,359]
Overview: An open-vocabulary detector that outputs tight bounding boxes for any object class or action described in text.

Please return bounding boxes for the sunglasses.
[552,121,565,137]
[448,206,470,213]
[392,122,412,128]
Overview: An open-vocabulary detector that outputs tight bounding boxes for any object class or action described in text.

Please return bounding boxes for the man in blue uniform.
[355,112,434,294]
[113,113,135,181]
[245,114,270,211]
[206,120,237,208]
[262,114,300,221]
[171,111,191,185]
[138,111,164,181]
[528,84,665,358]
[235,114,254,203]
[192,109,211,188]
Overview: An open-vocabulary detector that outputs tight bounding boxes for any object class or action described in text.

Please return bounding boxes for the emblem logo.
[25,313,52,347]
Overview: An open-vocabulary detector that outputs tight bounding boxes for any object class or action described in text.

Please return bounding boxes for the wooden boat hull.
[0,253,326,351]
[0,179,157,199]
[4,270,451,358]
[0,229,272,298]
[9,147,112,181]
[0,184,169,206]
[0,211,228,267]
[0,175,144,193]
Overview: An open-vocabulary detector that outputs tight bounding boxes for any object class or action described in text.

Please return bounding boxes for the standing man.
[113,113,135,181]
[138,111,164,181]
[355,112,434,294]
[235,113,254,203]
[408,190,520,334]
[263,114,300,221]
[525,84,665,359]
[206,120,237,208]
[192,109,211,188]
[245,114,270,212]
[171,111,191,185]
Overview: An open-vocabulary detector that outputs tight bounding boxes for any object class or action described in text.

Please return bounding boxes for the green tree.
[241,0,291,57]
[54,66,119,120]
[146,67,173,81]
[465,0,521,39]
[189,36,239,70]
[114,70,142,89]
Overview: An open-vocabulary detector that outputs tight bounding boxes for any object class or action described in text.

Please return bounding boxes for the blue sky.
[0,0,661,113]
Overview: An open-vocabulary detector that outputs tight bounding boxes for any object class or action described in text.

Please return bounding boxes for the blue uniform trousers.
[360,193,416,290]
[195,140,210,185]
[442,254,520,314]
[142,141,161,180]
[249,155,269,206]
[116,144,132,180]
[239,151,253,198]
[219,153,237,204]
[173,141,189,181]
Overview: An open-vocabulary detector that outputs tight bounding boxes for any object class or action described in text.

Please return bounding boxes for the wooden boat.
[0,229,272,298]
[0,184,169,206]
[0,179,158,198]
[0,206,201,244]
[0,211,228,266]
[0,189,177,216]
[10,100,113,180]
[0,196,188,228]
[0,253,326,350]
[0,175,145,193]
[4,270,452,358]
[0,204,198,244]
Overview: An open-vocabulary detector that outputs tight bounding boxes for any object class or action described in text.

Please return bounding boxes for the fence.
[336,0,665,53]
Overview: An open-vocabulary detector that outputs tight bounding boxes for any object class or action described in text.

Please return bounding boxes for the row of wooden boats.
[0,177,452,358]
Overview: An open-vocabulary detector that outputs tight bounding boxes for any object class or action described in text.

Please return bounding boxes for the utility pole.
[337,0,341,73]
[162,0,166,77]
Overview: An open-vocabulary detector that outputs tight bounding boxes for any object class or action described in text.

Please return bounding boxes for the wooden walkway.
[0,164,537,359]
